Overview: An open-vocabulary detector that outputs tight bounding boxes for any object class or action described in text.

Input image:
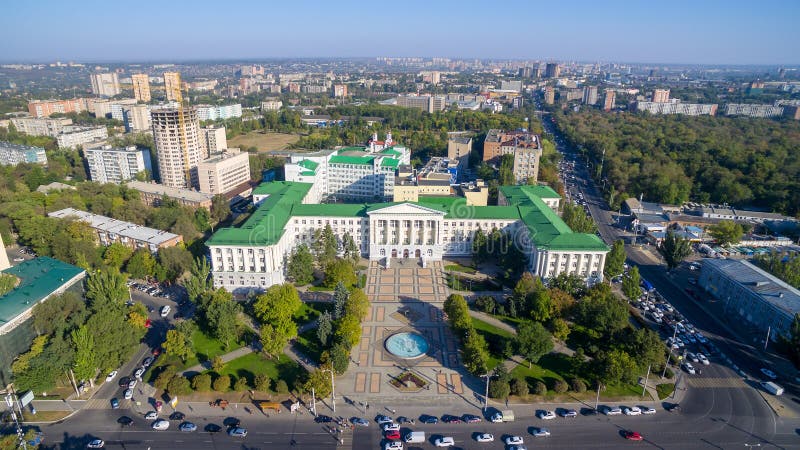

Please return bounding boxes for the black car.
[580,407,599,416]
[117,416,134,426]
[169,412,185,421]
[442,415,463,424]
[396,416,413,424]
[118,376,130,388]
[314,415,333,423]
[205,423,222,433]
[419,414,438,424]
[223,417,241,427]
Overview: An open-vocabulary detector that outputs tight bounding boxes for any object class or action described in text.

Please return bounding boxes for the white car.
[475,433,494,442]
[105,371,118,382]
[603,406,622,416]
[87,439,105,449]
[134,367,145,379]
[686,352,698,363]
[504,436,524,445]
[127,379,137,389]
[434,437,455,447]
[697,353,710,365]
[382,423,400,432]
[623,406,642,416]
[489,412,503,423]
[641,406,657,415]
[376,415,394,425]
[151,419,170,430]
[384,442,403,450]
[123,388,133,400]
[537,410,556,420]
[160,305,171,317]
[683,362,696,375]
[532,427,550,437]
[145,411,158,420]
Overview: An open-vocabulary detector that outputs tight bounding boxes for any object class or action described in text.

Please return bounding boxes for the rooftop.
[0,257,85,330]
[126,181,213,204]
[703,259,800,318]
[48,208,182,245]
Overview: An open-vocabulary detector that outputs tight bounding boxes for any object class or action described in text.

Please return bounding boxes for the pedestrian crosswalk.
[686,377,747,389]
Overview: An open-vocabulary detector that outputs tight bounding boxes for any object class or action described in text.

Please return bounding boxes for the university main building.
[207,175,609,293]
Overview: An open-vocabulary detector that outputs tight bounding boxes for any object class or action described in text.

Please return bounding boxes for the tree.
[552,379,568,393]
[324,259,357,288]
[604,240,626,278]
[167,376,192,395]
[516,322,554,368]
[342,232,360,265]
[625,328,667,371]
[163,329,194,363]
[184,257,213,302]
[708,220,744,246]
[658,230,692,271]
[254,373,271,392]
[211,195,231,223]
[85,269,128,308]
[344,288,369,321]
[510,377,529,396]
[304,366,332,398]
[211,355,225,372]
[328,342,351,374]
[550,318,570,342]
[488,377,511,399]
[254,283,302,323]
[596,349,639,384]
[103,242,133,269]
[191,373,212,391]
[316,311,334,345]
[213,375,231,392]
[513,272,538,303]
[158,246,193,281]
[471,227,489,265]
[549,288,576,318]
[334,315,362,348]
[533,381,547,396]
[574,283,628,337]
[126,248,156,279]
[234,376,250,391]
[561,202,598,233]
[461,329,490,375]
[528,289,553,323]
[622,266,642,301]
[287,244,315,285]
[204,289,242,349]
[443,294,471,334]
[333,282,349,320]
[154,365,178,390]
[71,325,96,382]
[259,324,292,358]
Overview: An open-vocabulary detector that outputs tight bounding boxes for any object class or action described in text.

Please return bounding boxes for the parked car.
[532,428,551,437]
[384,442,403,450]
[420,415,438,424]
[382,423,400,432]
[169,412,185,421]
[475,433,494,442]
[641,406,656,415]
[151,419,169,430]
[559,409,577,418]
[204,424,222,433]
[351,417,369,427]
[123,389,133,400]
[504,436,524,445]
[179,422,197,432]
[442,415,462,424]
[376,414,393,425]
[384,430,401,440]
[623,406,642,416]
[134,367,145,379]
[760,368,778,380]
[434,436,455,447]
[697,353,710,365]
[160,305,171,317]
[537,410,556,420]
[462,414,481,423]
[602,406,622,416]
[105,371,118,382]
[682,362,696,375]
[86,439,105,448]
[228,427,247,437]
[110,398,119,409]
[145,411,158,420]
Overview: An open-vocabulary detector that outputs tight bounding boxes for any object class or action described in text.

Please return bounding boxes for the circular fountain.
[384,332,430,359]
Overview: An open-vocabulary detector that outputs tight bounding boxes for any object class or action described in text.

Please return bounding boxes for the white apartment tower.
[84,145,150,184]
[151,107,203,189]
[201,126,227,154]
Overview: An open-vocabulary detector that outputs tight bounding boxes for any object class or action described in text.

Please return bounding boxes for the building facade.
[90,72,121,97]
[545,63,560,78]
[123,104,151,132]
[56,125,108,149]
[131,73,151,102]
[332,84,348,97]
[164,71,183,102]
[544,86,555,105]
[49,208,183,252]
[125,180,213,209]
[10,117,72,137]
[84,144,150,183]
[603,89,616,111]
[636,101,718,116]
[723,103,784,118]
[396,95,446,112]
[261,100,283,111]
[28,98,89,118]
[447,136,472,170]
[207,182,607,292]
[699,259,800,341]
[483,129,542,183]
[0,142,47,166]
[200,125,228,153]
[652,89,670,103]
[197,149,251,195]
[195,104,242,121]
[582,86,598,105]
[151,107,204,189]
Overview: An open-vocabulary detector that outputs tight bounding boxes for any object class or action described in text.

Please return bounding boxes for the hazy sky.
[2,0,798,64]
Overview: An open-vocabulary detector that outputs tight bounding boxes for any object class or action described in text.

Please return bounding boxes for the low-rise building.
[10,117,72,137]
[28,98,89,118]
[84,144,151,184]
[56,125,108,149]
[49,208,183,252]
[197,149,251,195]
[261,100,283,111]
[0,142,47,166]
[396,94,446,113]
[125,180,213,209]
[699,259,800,341]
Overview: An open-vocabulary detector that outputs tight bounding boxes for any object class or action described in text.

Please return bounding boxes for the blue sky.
[2,0,798,64]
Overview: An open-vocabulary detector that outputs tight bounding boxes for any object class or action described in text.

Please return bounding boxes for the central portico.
[367,203,445,261]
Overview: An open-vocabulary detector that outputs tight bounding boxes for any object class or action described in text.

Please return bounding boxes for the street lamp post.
[480,374,495,412]
[320,368,335,413]
[662,320,683,379]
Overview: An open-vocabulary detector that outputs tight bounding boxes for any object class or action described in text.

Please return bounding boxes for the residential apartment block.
[396,94,446,113]
[332,84,348,97]
[84,145,151,184]
[0,142,48,166]
[164,72,183,102]
[722,103,784,118]
[10,117,72,137]
[201,125,228,153]
[28,98,89,118]
[652,89,670,103]
[196,104,242,121]
[197,149,251,195]
[261,100,283,111]
[125,180,213,209]
[603,89,616,111]
[482,129,542,184]
[131,73,151,102]
[151,107,204,189]
[56,125,108,149]
[636,101,718,116]
[49,208,183,253]
[582,85,598,105]
[123,104,151,132]
[90,72,121,97]
[207,182,607,292]
[447,136,472,170]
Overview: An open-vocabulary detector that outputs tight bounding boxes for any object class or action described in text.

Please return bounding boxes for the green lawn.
[294,327,324,364]
[293,302,320,324]
[184,329,243,369]
[471,317,514,369]
[511,360,565,389]
[656,383,675,400]
[445,263,477,274]
[214,352,303,389]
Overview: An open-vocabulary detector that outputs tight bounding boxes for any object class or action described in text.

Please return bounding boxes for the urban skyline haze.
[1,0,799,64]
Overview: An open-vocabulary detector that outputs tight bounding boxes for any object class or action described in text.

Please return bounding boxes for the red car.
[384,430,401,440]
[145,318,152,328]
[624,431,643,441]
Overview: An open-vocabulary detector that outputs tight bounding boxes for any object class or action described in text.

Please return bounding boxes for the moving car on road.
[624,430,643,441]
[682,362,696,375]
[760,368,778,380]
[228,427,247,437]
[110,398,119,409]
[179,422,197,432]
[532,428,551,437]
[697,353,710,365]
[144,411,158,420]
[475,433,494,442]
[86,439,105,448]
[351,417,369,427]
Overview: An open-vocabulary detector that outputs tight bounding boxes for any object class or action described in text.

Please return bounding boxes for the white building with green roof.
[283,143,410,203]
[207,181,609,292]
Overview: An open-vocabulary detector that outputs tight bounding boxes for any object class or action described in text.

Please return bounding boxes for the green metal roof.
[380,158,400,168]
[329,155,375,166]
[293,204,369,217]
[300,171,316,176]
[379,148,401,156]
[297,159,319,171]
[516,184,560,199]
[0,257,85,326]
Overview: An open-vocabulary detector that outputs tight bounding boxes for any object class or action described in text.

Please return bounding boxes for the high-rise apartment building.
[90,73,121,97]
[56,126,108,149]
[652,89,670,103]
[84,144,151,184]
[131,73,151,103]
[28,99,89,118]
[197,149,251,195]
[164,72,183,102]
[332,84,348,97]
[195,104,242,121]
[447,136,473,170]
[151,107,203,189]
[582,86,598,105]
[636,101,717,116]
[123,104,151,132]
[201,125,228,154]
[544,86,555,105]
[603,89,616,111]
[545,63,561,78]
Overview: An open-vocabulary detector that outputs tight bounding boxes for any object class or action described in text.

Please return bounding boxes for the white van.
[404,431,425,443]
[160,305,171,317]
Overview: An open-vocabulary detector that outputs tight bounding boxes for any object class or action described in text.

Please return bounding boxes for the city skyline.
[1,0,798,65]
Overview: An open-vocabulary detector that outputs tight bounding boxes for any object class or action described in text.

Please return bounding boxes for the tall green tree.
[85,269,128,307]
[444,294,471,334]
[126,248,156,279]
[342,232,360,265]
[471,227,489,265]
[658,230,692,271]
[316,311,333,345]
[324,258,357,288]
[574,283,628,337]
[71,325,96,382]
[103,243,133,269]
[253,284,301,357]
[516,321,554,368]
[287,244,315,285]
[561,202,598,233]
[604,240,626,278]
[345,288,370,321]
[622,266,642,301]
[462,329,490,375]
[708,220,744,246]
[210,195,231,223]
[204,290,242,350]
[184,257,213,302]
[163,328,194,363]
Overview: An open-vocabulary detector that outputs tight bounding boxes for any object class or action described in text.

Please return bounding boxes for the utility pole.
[594,382,602,411]
[642,364,651,398]
[662,320,682,379]
[311,388,316,417]
[764,326,771,351]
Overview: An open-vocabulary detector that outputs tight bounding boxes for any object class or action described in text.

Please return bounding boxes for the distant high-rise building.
[518,67,532,78]
[582,86,598,105]
[28,98,89,118]
[396,95,446,113]
[151,107,203,189]
[545,63,560,78]
[533,64,543,78]
[164,72,183,102]
[200,125,228,154]
[332,84,348,97]
[123,104,151,132]
[90,72,121,97]
[84,144,151,184]
[544,86,555,105]
[652,89,670,103]
[131,73,151,103]
[501,80,523,92]
[603,90,616,111]
[195,104,242,121]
